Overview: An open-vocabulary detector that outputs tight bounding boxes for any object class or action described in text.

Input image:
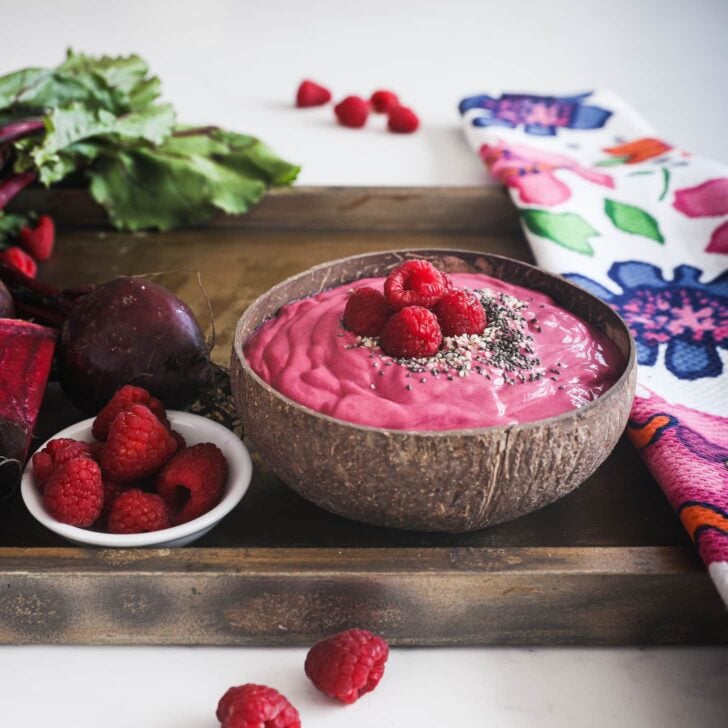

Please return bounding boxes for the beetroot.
[57,277,213,413]
[0,279,13,318]
[0,319,56,497]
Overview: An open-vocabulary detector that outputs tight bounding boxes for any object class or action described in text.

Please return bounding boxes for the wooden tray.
[2,187,726,646]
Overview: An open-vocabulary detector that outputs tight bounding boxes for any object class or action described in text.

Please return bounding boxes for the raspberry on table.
[384,260,447,309]
[334,95,370,128]
[92,384,169,442]
[107,489,170,534]
[342,286,394,337]
[43,458,104,527]
[217,684,300,728]
[296,79,332,107]
[370,89,399,114]
[433,289,487,337]
[381,306,442,358]
[388,105,420,133]
[101,404,177,482]
[0,246,37,278]
[156,443,228,524]
[19,214,55,262]
[305,628,389,704]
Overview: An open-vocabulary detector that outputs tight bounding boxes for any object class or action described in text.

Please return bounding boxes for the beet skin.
[58,277,213,413]
[0,280,14,318]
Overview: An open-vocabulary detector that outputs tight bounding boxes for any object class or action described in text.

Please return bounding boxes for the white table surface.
[1,2,727,726]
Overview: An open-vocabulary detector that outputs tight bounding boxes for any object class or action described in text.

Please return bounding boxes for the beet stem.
[0,171,37,210]
[0,119,45,146]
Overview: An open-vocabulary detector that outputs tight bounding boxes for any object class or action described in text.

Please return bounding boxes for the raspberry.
[370,89,399,114]
[107,489,170,534]
[44,438,79,457]
[170,430,187,450]
[217,684,300,728]
[433,289,487,337]
[334,96,369,128]
[31,451,55,488]
[0,246,37,278]
[384,260,447,309]
[54,440,95,466]
[388,105,419,134]
[381,306,442,358]
[156,443,227,524]
[296,79,331,107]
[32,438,96,489]
[43,458,104,527]
[342,287,393,337]
[19,215,55,262]
[101,404,177,482]
[92,384,169,441]
[305,629,389,704]
[95,479,125,528]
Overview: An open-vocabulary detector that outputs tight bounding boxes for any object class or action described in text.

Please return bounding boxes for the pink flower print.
[673,178,728,217]
[707,221,728,254]
[479,142,614,206]
[673,178,728,255]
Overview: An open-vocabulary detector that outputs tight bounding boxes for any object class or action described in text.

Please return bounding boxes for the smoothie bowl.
[231,250,636,532]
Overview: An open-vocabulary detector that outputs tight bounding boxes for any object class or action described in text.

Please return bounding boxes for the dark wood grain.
[0,186,721,646]
[9,185,520,232]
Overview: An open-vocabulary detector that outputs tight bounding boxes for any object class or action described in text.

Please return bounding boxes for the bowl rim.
[21,411,252,547]
[234,248,636,437]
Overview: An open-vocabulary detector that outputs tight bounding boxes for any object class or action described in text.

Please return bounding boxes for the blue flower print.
[458,92,612,136]
[565,263,728,380]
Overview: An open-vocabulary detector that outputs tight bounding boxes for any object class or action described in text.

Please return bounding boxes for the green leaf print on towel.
[604,199,665,243]
[520,209,599,256]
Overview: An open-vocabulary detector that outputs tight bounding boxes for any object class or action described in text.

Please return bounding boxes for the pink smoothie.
[243,273,625,430]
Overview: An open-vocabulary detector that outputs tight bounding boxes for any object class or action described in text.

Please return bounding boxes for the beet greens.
[0,50,299,242]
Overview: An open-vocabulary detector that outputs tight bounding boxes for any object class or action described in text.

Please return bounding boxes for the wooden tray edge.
[1,547,725,646]
[8,185,521,232]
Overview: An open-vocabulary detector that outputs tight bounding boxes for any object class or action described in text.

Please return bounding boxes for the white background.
[1,2,727,726]
[1,0,727,186]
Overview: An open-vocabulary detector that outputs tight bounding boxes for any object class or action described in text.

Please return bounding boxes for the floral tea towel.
[459,91,728,604]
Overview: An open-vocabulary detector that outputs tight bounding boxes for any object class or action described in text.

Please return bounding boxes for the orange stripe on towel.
[627,414,673,450]
[680,505,728,541]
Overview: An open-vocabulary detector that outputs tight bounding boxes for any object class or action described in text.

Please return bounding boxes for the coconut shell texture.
[231,250,636,532]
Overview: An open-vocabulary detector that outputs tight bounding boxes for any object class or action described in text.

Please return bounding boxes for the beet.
[57,277,213,413]
[0,319,57,498]
[0,279,13,318]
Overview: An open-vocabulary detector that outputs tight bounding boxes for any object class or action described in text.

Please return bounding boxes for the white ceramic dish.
[21,411,252,547]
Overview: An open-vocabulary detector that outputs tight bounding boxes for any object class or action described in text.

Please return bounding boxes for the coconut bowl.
[231,250,636,533]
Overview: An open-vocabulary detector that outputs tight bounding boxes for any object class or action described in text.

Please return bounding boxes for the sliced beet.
[0,279,13,318]
[0,318,57,498]
[57,277,213,413]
